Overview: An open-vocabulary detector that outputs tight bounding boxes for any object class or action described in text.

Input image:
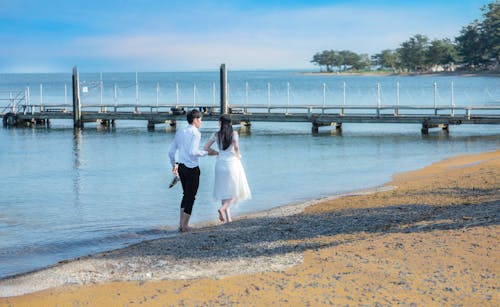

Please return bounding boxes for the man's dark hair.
[186,109,202,124]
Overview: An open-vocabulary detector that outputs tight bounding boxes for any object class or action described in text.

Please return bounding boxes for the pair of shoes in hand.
[169,176,180,188]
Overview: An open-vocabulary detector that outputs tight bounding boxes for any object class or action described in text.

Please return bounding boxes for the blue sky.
[0,0,493,72]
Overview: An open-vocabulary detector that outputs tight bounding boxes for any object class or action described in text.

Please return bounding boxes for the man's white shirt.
[169,124,208,168]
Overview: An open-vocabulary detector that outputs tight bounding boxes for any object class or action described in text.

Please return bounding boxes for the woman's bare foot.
[225,208,232,223]
[218,208,225,222]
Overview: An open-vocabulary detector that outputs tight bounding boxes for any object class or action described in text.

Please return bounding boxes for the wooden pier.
[1,65,500,133]
[2,103,500,134]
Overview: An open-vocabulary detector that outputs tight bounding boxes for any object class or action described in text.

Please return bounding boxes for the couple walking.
[168,109,251,232]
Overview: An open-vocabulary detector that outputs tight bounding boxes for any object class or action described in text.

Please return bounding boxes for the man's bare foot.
[180,226,192,232]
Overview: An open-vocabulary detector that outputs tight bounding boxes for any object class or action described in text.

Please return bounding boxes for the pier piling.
[72,66,83,128]
[220,64,228,115]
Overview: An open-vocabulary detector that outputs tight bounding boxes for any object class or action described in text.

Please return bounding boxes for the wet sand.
[1,150,498,306]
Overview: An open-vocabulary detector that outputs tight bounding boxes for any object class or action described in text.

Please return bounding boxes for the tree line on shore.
[311,1,499,73]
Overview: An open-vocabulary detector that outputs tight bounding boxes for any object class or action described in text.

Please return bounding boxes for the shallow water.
[0,71,499,278]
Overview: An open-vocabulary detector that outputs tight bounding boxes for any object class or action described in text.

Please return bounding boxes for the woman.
[204,115,251,223]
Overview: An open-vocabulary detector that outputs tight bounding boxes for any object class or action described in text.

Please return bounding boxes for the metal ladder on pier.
[1,89,30,126]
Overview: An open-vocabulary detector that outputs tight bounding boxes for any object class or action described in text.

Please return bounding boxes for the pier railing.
[226,104,500,117]
[2,102,500,133]
[5,102,500,117]
[4,102,499,121]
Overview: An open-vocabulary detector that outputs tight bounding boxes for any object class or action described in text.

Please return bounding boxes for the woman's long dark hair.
[217,115,233,150]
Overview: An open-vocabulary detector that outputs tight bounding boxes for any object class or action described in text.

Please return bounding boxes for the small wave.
[0,227,176,279]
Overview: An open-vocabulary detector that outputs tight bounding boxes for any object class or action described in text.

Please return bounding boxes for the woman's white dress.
[210,132,251,204]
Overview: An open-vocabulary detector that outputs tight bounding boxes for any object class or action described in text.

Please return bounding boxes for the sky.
[0,0,493,73]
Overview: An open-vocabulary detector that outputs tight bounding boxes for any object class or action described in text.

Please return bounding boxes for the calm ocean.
[0,70,499,278]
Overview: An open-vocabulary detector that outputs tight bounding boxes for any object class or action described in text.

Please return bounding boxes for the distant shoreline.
[300,71,500,77]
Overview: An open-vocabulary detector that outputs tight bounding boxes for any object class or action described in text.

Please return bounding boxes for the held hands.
[208,148,219,156]
[203,139,218,156]
[172,164,179,176]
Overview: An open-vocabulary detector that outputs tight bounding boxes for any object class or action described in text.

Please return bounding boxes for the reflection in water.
[73,129,83,206]
[236,125,252,136]
[421,129,451,141]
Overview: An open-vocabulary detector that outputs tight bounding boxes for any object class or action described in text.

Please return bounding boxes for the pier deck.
[2,103,500,133]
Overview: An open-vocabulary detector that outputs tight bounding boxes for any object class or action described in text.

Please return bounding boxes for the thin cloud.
[0,0,492,72]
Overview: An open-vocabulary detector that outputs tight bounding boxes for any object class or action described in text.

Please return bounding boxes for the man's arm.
[190,131,208,157]
[168,136,178,167]
[204,138,218,156]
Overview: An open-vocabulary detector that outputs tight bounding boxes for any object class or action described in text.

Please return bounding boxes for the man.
[169,109,217,232]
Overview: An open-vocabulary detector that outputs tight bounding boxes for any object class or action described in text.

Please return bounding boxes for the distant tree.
[456,21,489,69]
[480,1,500,68]
[311,52,322,71]
[397,34,430,72]
[311,50,370,72]
[311,51,325,71]
[456,1,499,70]
[352,53,371,70]
[338,50,358,71]
[330,51,343,71]
[311,50,333,72]
[372,49,398,71]
[426,39,459,70]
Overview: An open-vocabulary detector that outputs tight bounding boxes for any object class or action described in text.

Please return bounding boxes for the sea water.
[0,70,499,278]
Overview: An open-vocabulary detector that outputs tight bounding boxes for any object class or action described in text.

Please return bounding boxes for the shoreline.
[299,71,500,77]
[0,184,396,291]
[1,149,498,305]
[0,171,395,283]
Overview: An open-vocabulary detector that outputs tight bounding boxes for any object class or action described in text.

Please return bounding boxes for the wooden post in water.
[220,64,228,114]
[72,66,83,128]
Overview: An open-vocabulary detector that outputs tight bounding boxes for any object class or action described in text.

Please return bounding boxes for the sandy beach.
[0,150,498,306]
